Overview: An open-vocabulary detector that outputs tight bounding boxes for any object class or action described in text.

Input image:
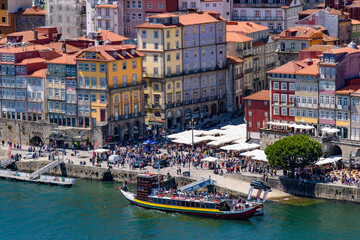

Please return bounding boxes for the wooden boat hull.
[119,189,261,220]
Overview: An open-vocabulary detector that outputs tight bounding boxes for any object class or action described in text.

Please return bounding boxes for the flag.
[8,144,11,159]
[94,141,98,150]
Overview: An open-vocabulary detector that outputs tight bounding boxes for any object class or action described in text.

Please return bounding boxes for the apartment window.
[122,62,127,70]
[273,94,279,102]
[281,82,287,90]
[100,64,105,72]
[113,77,118,89]
[274,107,279,115]
[289,83,295,91]
[176,53,180,60]
[155,43,159,50]
[167,54,171,62]
[123,75,127,87]
[100,95,106,103]
[132,13,136,20]
[281,108,287,116]
[148,3,152,8]
[126,1,130,8]
[85,77,90,88]
[132,60,136,69]
[92,94,96,102]
[273,82,279,90]
[91,63,96,72]
[112,62,117,71]
[100,78,106,89]
[175,29,179,37]
[138,1,142,8]
[141,30,146,38]
[132,73,137,85]
[154,31,159,39]
[91,77,97,89]
[154,55,158,62]
[84,63,89,71]
[159,3,163,9]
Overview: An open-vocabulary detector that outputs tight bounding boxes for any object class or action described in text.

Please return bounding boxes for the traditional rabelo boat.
[117,173,271,220]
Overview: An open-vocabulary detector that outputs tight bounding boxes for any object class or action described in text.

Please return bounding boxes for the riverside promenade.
[0,146,290,200]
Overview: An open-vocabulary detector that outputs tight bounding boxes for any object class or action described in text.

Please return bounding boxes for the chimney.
[34,30,38,40]
[307,58,313,65]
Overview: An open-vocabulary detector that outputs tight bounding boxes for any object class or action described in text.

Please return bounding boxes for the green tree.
[264,135,322,171]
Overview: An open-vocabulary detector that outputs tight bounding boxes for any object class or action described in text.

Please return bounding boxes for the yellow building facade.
[76,45,144,126]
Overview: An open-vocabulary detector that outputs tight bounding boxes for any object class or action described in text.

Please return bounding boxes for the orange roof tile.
[46,54,76,65]
[279,26,323,39]
[322,33,339,42]
[300,45,336,52]
[226,32,253,43]
[76,44,144,61]
[243,90,270,101]
[226,21,268,34]
[323,47,360,54]
[351,19,360,24]
[179,12,224,25]
[267,59,320,75]
[0,45,53,53]
[227,56,244,64]
[335,85,360,94]
[22,6,45,15]
[150,13,178,18]
[27,69,46,78]
[77,30,128,42]
[17,57,47,65]
[43,42,81,54]
[95,4,117,8]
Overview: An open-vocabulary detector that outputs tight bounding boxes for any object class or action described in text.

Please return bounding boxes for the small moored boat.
[117,173,264,220]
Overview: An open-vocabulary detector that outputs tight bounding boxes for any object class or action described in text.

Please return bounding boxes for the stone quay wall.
[226,173,360,203]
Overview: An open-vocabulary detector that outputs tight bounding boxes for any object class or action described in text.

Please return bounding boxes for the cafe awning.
[316,155,342,166]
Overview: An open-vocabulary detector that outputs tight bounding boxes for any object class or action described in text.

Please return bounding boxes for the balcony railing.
[143,73,164,78]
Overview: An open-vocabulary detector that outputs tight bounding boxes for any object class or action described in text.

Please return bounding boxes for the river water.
[1,180,360,240]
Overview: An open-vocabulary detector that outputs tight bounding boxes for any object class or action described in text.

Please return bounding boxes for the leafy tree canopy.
[264,135,322,170]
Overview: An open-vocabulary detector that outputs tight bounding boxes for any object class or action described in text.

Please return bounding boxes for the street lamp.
[189,118,196,177]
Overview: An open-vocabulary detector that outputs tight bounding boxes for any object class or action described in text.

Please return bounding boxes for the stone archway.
[114,125,121,142]
[30,136,43,146]
[202,105,209,119]
[210,103,217,117]
[133,121,141,140]
[124,122,131,141]
[176,109,182,129]
[167,111,174,129]
[329,145,342,156]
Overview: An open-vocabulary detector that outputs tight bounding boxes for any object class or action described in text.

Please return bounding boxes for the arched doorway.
[114,125,121,142]
[202,105,209,119]
[220,102,226,113]
[185,108,192,128]
[176,110,182,129]
[30,136,43,146]
[210,104,217,117]
[124,122,130,141]
[356,149,360,157]
[193,107,200,121]
[133,121,140,140]
[167,111,174,129]
[329,145,342,156]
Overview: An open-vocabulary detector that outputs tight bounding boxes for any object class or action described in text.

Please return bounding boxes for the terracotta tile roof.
[279,26,323,39]
[243,90,270,101]
[322,33,339,42]
[136,22,180,29]
[267,59,320,75]
[22,6,45,15]
[351,19,360,24]
[43,42,81,54]
[323,47,360,54]
[179,12,224,25]
[46,54,76,65]
[0,45,52,53]
[95,4,117,8]
[77,30,128,42]
[300,45,336,52]
[0,30,48,44]
[226,21,268,34]
[27,69,46,78]
[335,85,360,94]
[226,32,253,43]
[227,56,244,64]
[17,57,47,65]
[76,44,144,61]
[150,13,178,18]
[298,9,321,15]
